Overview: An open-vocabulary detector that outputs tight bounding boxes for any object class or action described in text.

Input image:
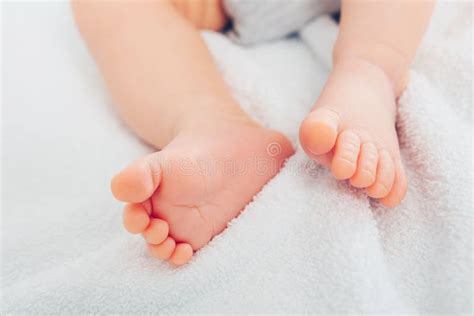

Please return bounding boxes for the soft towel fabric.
[224,0,340,44]
[2,1,472,314]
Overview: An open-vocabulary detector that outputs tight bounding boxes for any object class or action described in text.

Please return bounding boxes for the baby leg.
[73,0,293,265]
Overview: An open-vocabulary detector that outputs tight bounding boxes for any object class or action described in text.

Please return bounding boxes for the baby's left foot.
[299,58,408,207]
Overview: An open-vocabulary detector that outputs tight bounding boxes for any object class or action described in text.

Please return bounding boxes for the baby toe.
[169,243,193,266]
[111,153,162,203]
[148,237,176,260]
[331,130,361,180]
[367,149,395,198]
[299,107,341,156]
[379,158,408,207]
[350,142,378,188]
[123,203,150,234]
[142,218,169,245]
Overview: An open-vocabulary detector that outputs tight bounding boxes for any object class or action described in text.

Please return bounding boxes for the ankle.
[172,100,260,138]
[333,36,410,98]
[329,57,398,121]
[333,54,409,99]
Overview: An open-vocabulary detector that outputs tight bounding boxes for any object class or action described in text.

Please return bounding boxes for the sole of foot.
[112,119,293,265]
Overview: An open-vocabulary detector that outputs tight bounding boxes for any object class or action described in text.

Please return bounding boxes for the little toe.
[111,153,162,203]
[331,130,361,180]
[142,218,169,245]
[148,237,176,260]
[169,243,194,266]
[350,142,378,188]
[123,203,150,234]
[367,149,395,198]
[299,107,341,156]
[380,159,408,207]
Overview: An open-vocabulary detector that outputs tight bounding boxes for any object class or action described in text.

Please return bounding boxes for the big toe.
[300,107,341,156]
[111,153,162,203]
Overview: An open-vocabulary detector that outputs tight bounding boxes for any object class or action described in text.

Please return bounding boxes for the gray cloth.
[223,0,340,44]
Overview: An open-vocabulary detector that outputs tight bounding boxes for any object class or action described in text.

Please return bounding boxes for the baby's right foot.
[111,114,293,265]
[299,58,408,207]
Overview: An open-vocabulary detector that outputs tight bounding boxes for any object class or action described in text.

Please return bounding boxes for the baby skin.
[73,0,433,265]
[300,58,408,207]
[111,118,292,265]
[300,0,433,207]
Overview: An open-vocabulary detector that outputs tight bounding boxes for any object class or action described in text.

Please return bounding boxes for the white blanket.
[3,1,472,313]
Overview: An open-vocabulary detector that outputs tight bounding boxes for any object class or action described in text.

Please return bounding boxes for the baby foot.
[299,58,408,207]
[111,118,293,265]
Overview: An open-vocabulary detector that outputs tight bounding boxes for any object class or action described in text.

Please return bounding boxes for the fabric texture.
[224,0,340,44]
[3,1,472,314]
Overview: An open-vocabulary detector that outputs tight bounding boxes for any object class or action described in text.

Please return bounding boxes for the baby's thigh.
[170,0,227,31]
